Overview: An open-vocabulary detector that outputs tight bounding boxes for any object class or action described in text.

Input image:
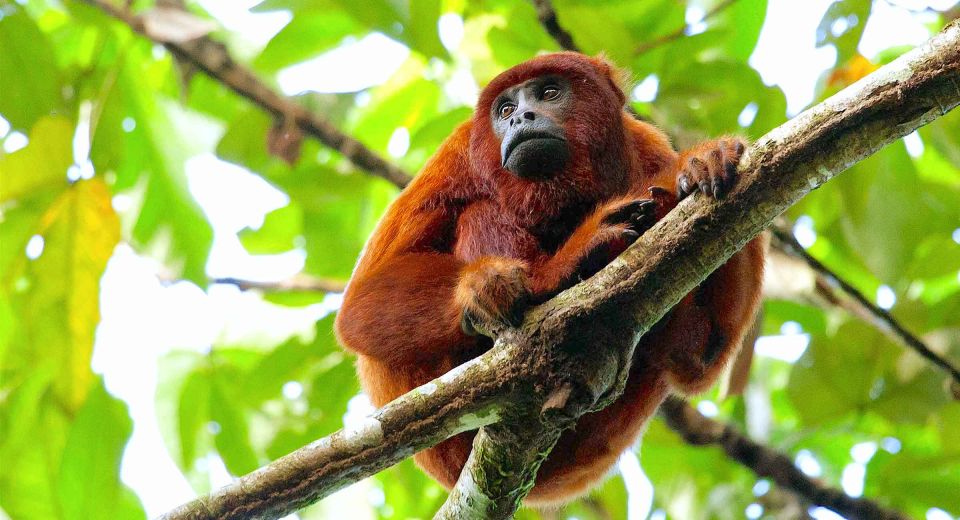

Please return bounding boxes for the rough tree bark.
[149,20,960,520]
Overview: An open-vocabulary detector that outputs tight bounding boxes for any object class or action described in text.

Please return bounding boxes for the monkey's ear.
[590,53,629,105]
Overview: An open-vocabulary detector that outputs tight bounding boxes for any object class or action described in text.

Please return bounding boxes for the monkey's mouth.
[502,132,567,168]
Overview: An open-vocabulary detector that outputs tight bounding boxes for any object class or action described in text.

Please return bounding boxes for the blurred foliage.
[1,0,959,519]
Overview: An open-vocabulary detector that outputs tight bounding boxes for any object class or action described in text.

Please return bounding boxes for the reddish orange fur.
[335,52,765,505]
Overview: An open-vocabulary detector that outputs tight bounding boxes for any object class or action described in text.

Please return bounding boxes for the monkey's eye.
[498,102,517,119]
[542,86,561,100]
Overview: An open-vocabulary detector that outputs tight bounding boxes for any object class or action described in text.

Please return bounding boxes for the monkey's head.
[471,53,629,182]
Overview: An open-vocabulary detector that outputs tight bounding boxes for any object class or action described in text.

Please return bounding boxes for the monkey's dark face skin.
[491,75,573,179]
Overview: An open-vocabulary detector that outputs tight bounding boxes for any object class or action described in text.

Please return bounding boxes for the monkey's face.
[490,75,573,180]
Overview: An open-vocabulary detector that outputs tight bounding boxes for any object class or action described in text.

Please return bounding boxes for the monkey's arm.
[530,194,667,297]
[336,123,529,362]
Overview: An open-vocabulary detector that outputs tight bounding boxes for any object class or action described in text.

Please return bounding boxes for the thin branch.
[81,0,413,189]
[211,275,346,293]
[770,224,960,385]
[634,0,739,55]
[660,397,908,520]
[530,0,579,51]
[157,19,960,520]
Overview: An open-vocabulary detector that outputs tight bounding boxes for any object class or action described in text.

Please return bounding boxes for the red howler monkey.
[335,52,765,505]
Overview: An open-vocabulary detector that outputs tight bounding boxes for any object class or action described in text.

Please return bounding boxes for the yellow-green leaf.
[19,179,120,412]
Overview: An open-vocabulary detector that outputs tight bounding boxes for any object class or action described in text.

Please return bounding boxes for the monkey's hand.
[677,137,746,199]
[576,196,661,280]
[457,257,531,336]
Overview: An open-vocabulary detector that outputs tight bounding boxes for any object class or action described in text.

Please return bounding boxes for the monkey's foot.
[457,257,531,336]
[677,137,746,199]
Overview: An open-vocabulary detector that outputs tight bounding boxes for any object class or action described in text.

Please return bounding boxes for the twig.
[81,0,413,188]
[529,0,579,51]
[634,0,739,55]
[211,275,346,293]
[660,397,908,520]
[771,224,960,386]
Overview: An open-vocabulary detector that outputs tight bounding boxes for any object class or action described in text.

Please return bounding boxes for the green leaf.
[297,169,385,278]
[0,5,63,130]
[89,58,152,191]
[816,0,872,65]
[239,202,304,254]
[130,99,216,285]
[787,320,897,425]
[0,389,71,520]
[177,369,211,469]
[253,11,361,72]
[407,0,448,59]
[833,143,935,282]
[0,116,72,203]
[715,0,768,61]
[920,110,960,174]
[867,450,960,518]
[211,374,260,475]
[350,74,442,153]
[409,107,472,153]
[657,59,787,139]
[56,380,146,520]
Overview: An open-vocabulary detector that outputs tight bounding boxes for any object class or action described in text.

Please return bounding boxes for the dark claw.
[649,186,671,198]
[622,229,640,240]
[698,179,710,194]
[604,199,656,225]
[712,178,722,198]
[724,159,737,183]
[508,296,528,327]
[678,176,691,197]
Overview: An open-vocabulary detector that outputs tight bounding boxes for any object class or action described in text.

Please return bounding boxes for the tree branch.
[660,397,908,520]
[160,352,512,519]
[158,19,960,520]
[770,223,960,385]
[529,0,579,51]
[81,0,413,188]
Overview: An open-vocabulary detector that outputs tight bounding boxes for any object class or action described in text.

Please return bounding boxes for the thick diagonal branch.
[81,0,412,188]
[436,20,960,518]
[159,20,960,520]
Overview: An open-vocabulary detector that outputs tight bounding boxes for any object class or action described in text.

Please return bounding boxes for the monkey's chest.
[452,200,590,262]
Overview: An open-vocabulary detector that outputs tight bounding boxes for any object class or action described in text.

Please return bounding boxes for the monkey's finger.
[649,186,672,200]
[677,174,693,199]
[604,199,654,224]
[698,178,711,196]
[621,229,640,243]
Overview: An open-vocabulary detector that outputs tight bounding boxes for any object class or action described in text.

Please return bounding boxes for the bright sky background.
[50,1,953,519]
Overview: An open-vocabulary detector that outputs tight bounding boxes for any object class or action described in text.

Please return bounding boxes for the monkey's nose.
[522,111,536,121]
